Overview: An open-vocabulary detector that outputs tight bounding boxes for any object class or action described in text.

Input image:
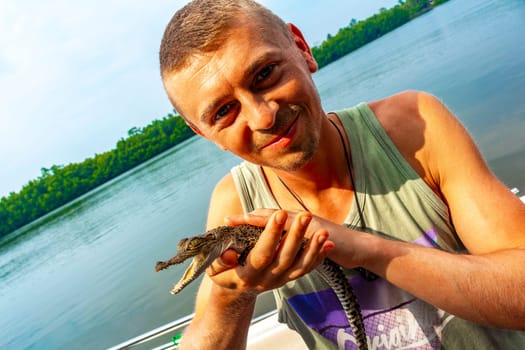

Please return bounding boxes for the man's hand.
[206,210,335,295]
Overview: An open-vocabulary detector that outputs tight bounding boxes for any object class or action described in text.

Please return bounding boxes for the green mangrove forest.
[0,0,450,237]
[0,114,193,236]
[312,0,450,68]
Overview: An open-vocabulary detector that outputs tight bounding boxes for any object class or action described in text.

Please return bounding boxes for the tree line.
[312,0,450,69]
[0,114,194,237]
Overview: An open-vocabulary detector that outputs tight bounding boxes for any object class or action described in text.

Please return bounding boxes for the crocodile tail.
[317,259,368,350]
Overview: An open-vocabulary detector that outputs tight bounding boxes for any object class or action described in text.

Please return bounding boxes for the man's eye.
[216,105,231,118]
[215,101,238,121]
[254,64,276,84]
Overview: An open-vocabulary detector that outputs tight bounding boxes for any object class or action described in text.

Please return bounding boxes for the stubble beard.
[275,135,318,171]
[256,104,320,172]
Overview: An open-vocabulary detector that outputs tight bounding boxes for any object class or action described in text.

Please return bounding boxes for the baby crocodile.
[155,224,368,350]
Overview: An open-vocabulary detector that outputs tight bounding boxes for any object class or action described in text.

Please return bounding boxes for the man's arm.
[359,231,525,328]
[180,175,334,349]
[180,273,256,349]
[179,174,254,349]
[349,91,525,328]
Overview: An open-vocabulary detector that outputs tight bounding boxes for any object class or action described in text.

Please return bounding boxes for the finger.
[222,249,240,266]
[224,209,277,227]
[250,208,280,216]
[246,210,287,270]
[207,250,238,277]
[304,230,333,265]
[288,229,332,280]
[273,212,312,270]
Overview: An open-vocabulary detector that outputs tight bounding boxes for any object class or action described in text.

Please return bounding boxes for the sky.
[0,0,398,198]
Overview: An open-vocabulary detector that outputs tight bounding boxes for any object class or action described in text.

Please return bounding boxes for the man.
[159,0,525,348]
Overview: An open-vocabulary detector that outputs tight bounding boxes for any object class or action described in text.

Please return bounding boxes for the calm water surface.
[1,0,524,349]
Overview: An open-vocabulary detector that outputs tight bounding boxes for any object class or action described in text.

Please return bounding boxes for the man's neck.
[263,115,355,222]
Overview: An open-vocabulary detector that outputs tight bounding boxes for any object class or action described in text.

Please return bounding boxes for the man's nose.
[241,95,278,131]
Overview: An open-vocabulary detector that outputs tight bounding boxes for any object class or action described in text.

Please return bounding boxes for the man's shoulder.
[211,172,241,207]
[366,90,445,194]
[366,90,428,141]
[368,90,437,121]
[207,172,244,229]
[367,90,447,143]
[213,172,237,194]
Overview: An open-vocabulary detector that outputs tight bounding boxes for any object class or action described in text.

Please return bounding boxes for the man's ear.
[287,23,318,73]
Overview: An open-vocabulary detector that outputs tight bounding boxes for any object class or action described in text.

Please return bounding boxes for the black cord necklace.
[328,118,366,227]
[276,117,377,281]
[277,118,364,225]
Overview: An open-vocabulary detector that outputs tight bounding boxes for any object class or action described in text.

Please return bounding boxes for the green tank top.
[231,103,525,349]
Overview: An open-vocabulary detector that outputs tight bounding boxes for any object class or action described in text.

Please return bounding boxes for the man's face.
[163,18,324,171]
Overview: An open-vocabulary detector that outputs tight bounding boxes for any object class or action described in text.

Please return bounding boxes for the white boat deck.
[247,311,304,350]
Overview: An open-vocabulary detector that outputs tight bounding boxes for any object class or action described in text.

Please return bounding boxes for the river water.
[1,0,524,349]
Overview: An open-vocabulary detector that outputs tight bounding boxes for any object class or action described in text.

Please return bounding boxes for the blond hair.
[159,0,291,77]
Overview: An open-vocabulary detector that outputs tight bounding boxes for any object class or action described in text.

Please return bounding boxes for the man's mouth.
[262,115,299,150]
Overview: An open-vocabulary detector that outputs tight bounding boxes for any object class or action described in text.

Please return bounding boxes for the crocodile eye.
[178,238,188,248]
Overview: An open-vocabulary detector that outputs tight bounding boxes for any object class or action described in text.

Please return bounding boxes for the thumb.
[207,249,238,276]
